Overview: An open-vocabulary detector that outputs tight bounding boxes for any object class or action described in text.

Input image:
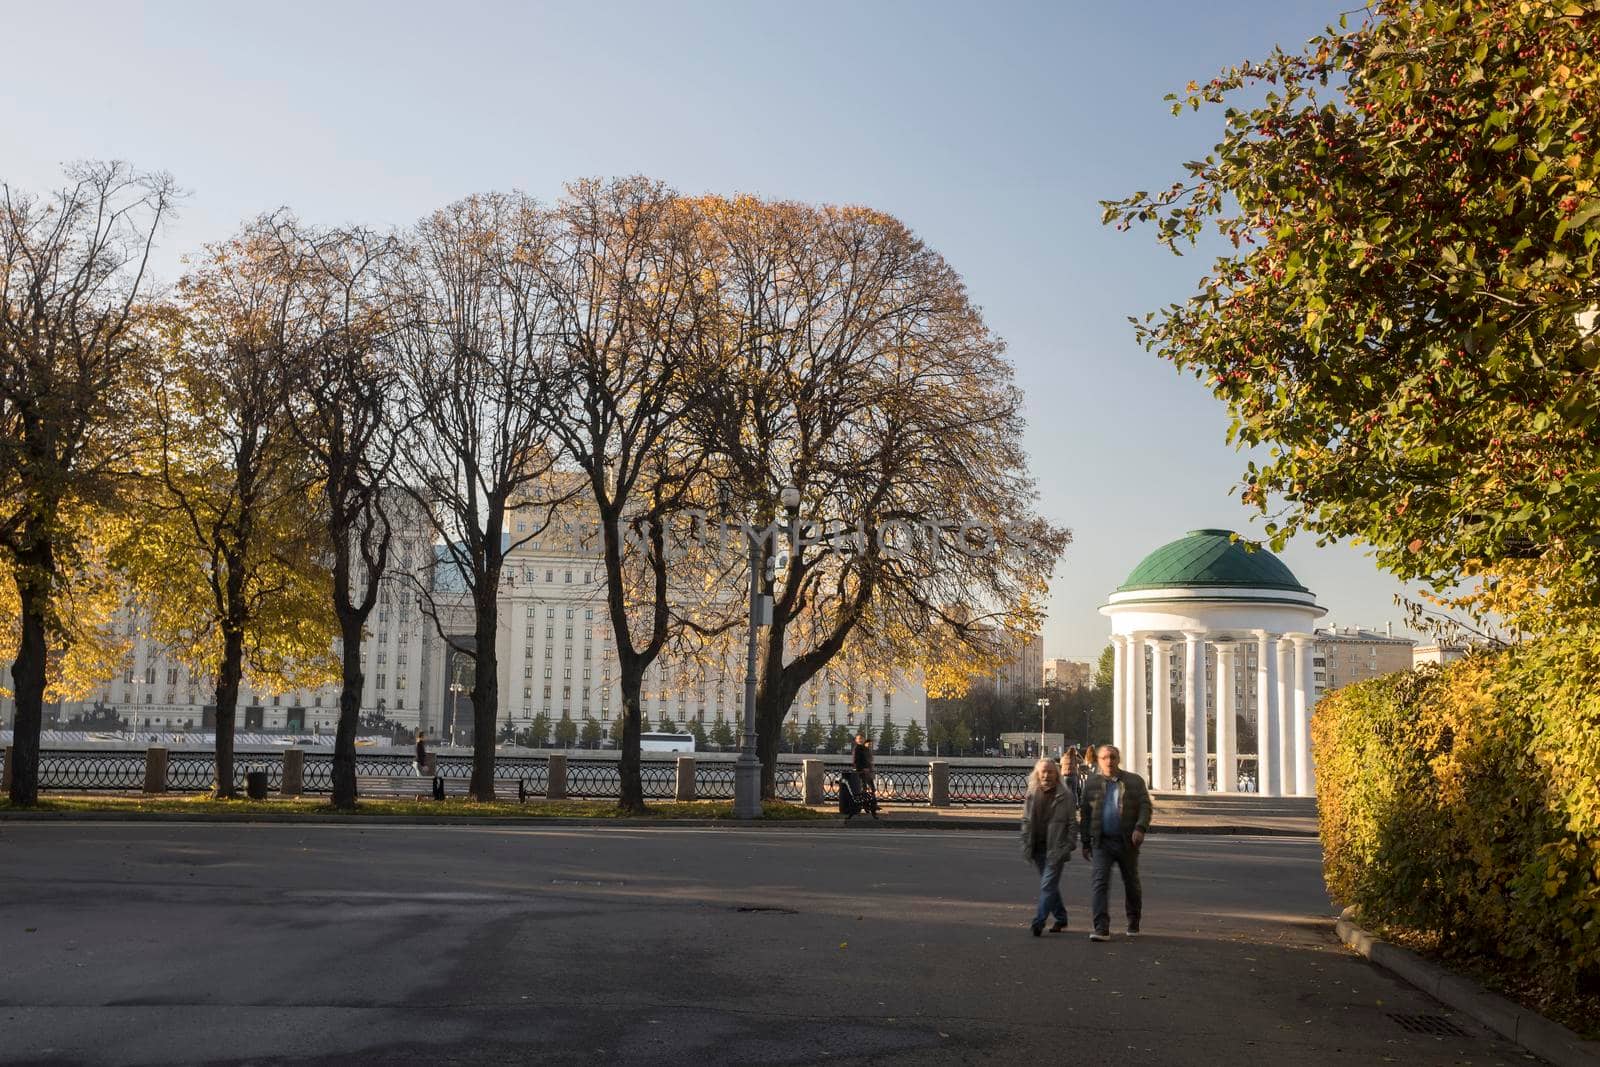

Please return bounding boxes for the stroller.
[838,769,879,820]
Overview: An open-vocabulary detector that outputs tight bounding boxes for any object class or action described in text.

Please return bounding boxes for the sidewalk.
[875,792,1319,836]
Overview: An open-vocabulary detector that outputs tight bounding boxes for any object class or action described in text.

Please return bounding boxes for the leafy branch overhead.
[1105,0,1600,631]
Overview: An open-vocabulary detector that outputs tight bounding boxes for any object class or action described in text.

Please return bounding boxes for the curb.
[1335,906,1600,1067]
[0,808,1316,835]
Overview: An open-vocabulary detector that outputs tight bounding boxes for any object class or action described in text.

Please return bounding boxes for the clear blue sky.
[4,0,1420,661]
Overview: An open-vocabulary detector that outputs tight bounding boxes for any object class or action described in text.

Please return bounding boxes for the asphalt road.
[0,822,1534,1066]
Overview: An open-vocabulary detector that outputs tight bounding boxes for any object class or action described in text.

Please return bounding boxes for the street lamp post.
[733,485,800,820]
[1036,695,1050,756]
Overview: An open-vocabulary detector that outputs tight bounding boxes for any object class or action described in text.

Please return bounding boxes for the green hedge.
[1314,630,1600,1004]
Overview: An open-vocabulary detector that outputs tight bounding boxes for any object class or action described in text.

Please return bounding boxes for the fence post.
[675,756,696,802]
[546,753,567,800]
[929,760,950,807]
[802,758,825,805]
[281,748,304,797]
[1,746,11,792]
[143,747,168,794]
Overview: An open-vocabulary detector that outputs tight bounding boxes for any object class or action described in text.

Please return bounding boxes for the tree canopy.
[1104,0,1600,633]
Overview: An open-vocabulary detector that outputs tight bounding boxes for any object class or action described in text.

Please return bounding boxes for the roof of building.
[1116,529,1309,593]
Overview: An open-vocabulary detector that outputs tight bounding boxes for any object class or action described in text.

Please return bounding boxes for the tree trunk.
[468,593,498,801]
[213,626,245,798]
[754,676,799,801]
[331,615,364,809]
[6,546,52,806]
[617,676,646,813]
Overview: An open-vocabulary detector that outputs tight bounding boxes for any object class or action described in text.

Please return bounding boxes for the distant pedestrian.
[851,732,875,790]
[1058,746,1083,802]
[1021,757,1078,936]
[414,731,429,777]
[1079,743,1153,941]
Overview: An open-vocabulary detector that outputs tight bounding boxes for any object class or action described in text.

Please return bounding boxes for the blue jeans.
[1032,855,1068,928]
[1090,835,1143,934]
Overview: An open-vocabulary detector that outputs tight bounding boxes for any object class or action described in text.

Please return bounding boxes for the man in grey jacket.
[1078,744,1153,941]
[1020,757,1079,937]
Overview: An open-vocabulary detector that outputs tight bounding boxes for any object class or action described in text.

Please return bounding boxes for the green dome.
[1117,529,1308,593]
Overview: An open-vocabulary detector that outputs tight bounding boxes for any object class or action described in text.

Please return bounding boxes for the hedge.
[1314,629,1600,1006]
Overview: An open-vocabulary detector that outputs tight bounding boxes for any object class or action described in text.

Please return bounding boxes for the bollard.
[245,770,269,800]
[143,746,169,794]
[929,760,950,807]
[802,758,825,806]
[2,745,11,792]
[674,756,696,802]
[546,753,567,800]
[281,748,304,797]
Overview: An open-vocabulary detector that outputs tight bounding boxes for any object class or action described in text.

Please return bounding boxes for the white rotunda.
[1099,529,1326,796]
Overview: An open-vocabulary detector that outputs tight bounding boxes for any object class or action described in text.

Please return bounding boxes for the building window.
[543,666,553,679]
[565,570,572,583]
[546,569,554,583]
[376,674,387,689]
[524,664,534,678]
[546,626,554,639]
[527,606,537,618]
[563,667,572,680]
[547,607,555,619]
[565,627,573,640]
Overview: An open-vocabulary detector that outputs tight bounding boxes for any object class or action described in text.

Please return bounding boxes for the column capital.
[1253,628,1281,641]
[1287,632,1316,648]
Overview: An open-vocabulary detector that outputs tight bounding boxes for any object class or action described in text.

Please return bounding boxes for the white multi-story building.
[3,489,927,741]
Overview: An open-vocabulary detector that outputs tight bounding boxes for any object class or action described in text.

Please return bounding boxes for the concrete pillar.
[1110,635,1126,753]
[1277,641,1295,796]
[674,756,696,802]
[1293,634,1317,796]
[281,748,304,797]
[929,760,950,807]
[1128,633,1147,782]
[802,758,825,805]
[1215,641,1236,793]
[1,746,11,792]
[143,746,168,794]
[546,753,568,800]
[1256,630,1280,797]
[1183,632,1207,794]
[1152,641,1173,790]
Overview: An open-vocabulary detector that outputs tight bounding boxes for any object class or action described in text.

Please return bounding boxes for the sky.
[2,0,1423,663]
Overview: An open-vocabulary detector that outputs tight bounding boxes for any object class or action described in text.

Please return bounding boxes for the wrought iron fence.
[38,750,144,791]
[26,748,1032,805]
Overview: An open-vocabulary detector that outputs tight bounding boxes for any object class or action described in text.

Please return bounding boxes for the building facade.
[1043,657,1093,690]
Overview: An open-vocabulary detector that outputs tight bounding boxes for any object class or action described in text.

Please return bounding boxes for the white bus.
[639,732,696,754]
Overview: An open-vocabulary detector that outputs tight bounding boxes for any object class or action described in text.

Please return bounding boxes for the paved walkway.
[0,821,1532,1065]
[876,792,1320,836]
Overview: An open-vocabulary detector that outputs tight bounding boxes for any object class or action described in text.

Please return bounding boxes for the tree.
[535,178,716,812]
[1104,1,1600,634]
[271,218,403,809]
[687,717,708,748]
[2,162,174,804]
[783,715,800,752]
[527,711,551,748]
[554,713,577,749]
[710,712,735,750]
[130,220,335,797]
[682,196,1068,798]
[800,716,824,752]
[901,719,925,755]
[825,722,851,753]
[579,717,603,749]
[391,193,567,801]
[656,712,675,733]
[609,714,626,744]
[877,716,898,754]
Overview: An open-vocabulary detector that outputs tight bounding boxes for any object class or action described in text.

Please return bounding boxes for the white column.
[1214,640,1236,793]
[1110,634,1126,754]
[1152,640,1173,790]
[1128,632,1147,781]
[1276,640,1295,796]
[1293,634,1316,796]
[1255,630,1279,797]
[1183,631,1207,795]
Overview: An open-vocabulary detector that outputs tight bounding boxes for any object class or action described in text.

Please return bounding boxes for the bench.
[354,773,530,802]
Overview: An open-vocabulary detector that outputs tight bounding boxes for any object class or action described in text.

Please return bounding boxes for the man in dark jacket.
[1021,758,1079,936]
[1078,743,1153,941]
[851,732,875,790]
